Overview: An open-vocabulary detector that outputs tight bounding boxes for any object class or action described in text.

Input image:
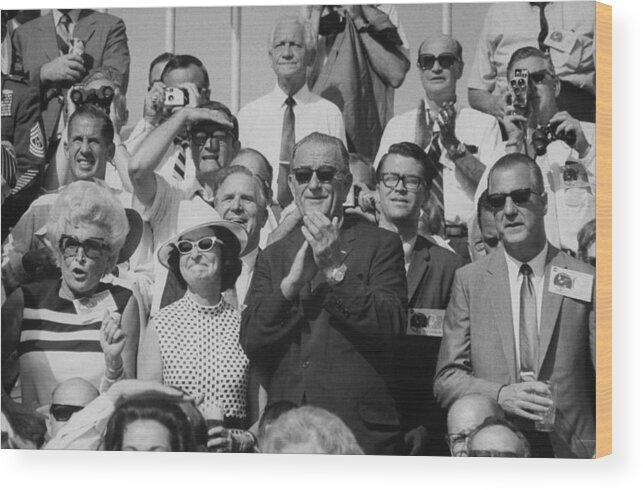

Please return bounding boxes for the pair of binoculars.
[70,86,115,114]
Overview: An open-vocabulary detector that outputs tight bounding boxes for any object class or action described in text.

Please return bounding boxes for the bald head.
[51,378,99,407]
[468,421,530,457]
[417,34,463,60]
[417,34,463,105]
[446,395,504,456]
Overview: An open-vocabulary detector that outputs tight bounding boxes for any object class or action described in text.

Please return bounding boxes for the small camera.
[164,87,189,108]
[70,85,115,114]
[532,121,577,156]
[509,69,529,116]
[69,38,85,57]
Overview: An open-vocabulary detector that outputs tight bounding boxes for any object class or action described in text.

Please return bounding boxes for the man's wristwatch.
[325,263,347,286]
[446,141,467,160]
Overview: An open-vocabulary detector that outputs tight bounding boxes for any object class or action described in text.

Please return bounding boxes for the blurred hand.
[22,248,57,273]
[502,105,527,151]
[144,81,166,126]
[2,396,47,448]
[498,381,552,421]
[99,311,126,362]
[207,426,255,453]
[301,212,343,271]
[40,54,85,84]
[437,101,459,150]
[403,426,428,456]
[549,111,590,157]
[280,239,317,300]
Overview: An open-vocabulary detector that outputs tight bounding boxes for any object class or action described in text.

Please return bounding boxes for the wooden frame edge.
[595,1,612,458]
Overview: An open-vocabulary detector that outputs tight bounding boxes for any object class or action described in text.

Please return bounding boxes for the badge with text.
[545,30,577,54]
[406,308,445,337]
[1,89,13,117]
[548,266,594,302]
[73,290,118,318]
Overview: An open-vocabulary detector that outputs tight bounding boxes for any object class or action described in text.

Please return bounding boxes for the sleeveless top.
[154,294,249,421]
[19,279,132,408]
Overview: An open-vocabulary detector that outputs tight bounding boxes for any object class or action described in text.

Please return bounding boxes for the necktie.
[519,263,539,381]
[56,13,72,55]
[535,3,550,52]
[427,128,445,226]
[277,96,296,208]
[172,141,188,181]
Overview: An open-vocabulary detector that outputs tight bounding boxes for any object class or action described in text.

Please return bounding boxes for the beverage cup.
[535,381,556,432]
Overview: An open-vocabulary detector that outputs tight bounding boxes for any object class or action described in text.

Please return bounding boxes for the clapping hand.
[436,101,459,150]
[99,310,126,362]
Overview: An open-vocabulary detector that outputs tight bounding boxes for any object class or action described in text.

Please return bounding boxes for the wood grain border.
[595,1,612,458]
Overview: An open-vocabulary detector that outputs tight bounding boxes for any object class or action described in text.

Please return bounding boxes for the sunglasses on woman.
[485,188,542,209]
[59,234,110,260]
[175,236,223,255]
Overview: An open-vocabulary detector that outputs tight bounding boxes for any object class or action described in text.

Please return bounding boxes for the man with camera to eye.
[490,46,595,255]
[375,142,465,455]
[128,100,239,314]
[374,34,505,261]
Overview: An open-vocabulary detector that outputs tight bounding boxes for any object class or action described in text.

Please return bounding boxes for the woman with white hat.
[137,199,257,452]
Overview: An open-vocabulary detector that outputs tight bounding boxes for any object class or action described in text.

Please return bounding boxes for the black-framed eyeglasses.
[486,188,542,209]
[292,165,345,185]
[50,403,85,422]
[468,449,522,458]
[417,53,460,71]
[175,236,222,255]
[529,70,556,85]
[59,234,110,260]
[380,172,426,192]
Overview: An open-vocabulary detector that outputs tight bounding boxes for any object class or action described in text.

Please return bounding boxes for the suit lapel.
[73,11,97,45]
[39,13,60,62]
[407,237,430,305]
[487,250,518,380]
[538,246,564,374]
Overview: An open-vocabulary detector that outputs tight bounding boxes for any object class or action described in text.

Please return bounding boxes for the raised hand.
[40,54,85,84]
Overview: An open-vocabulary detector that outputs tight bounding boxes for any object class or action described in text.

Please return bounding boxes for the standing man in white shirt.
[375,33,505,259]
[237,16,346,214]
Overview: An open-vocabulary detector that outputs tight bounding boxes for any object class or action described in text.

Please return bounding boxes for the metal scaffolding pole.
[442,3,452,36]
[166,8,176,54]
[230,7,242,113]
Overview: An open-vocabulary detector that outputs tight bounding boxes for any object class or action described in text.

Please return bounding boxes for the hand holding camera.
[40,53,85,84]
[545,111,590,158]
[143,80,166,126]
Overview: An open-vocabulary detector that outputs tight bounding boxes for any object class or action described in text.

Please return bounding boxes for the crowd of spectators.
[1,4,597,458]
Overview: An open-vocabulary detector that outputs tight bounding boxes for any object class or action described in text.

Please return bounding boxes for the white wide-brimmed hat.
[157,198,248,271]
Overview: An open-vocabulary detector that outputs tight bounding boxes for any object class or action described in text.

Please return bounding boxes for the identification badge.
[561,162,589,189]
[545,30,577,54]
[406,308,445,337]
[73,290,118,317]
[548,266,593,302]
[1,89,13,117]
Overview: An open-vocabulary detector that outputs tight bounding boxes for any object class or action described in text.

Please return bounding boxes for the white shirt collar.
[504,242,549,282]
[53,9,81,26]
[272,83,312,106]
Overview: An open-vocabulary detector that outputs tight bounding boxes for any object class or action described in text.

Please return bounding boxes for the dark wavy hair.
[103,395,206,452]
[166,226,242,291]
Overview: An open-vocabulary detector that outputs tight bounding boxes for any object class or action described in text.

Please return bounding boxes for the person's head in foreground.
[47,181,130,298]
[158,200,248,300]
[446,394,504,457]
[486,153,547,263]
[49,378,99,437]
[103,395,206,451]
[258,405,364,455]
[470,189,501,261]
[288,132,353,220]
[257,400,298,445]
[466,416,531,458]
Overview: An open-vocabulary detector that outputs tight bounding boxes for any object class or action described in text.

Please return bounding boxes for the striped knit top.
[19,279,132,408]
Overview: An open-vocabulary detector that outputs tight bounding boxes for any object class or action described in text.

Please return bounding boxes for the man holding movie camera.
[485,46,595,255]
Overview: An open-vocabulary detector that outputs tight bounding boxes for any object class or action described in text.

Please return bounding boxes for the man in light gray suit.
[434,153,595,458]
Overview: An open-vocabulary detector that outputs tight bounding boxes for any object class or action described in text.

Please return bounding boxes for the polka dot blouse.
[154,293,249,420]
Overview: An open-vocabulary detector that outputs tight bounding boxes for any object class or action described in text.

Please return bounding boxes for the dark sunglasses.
[59,234,110,260]
[468,449,522,458]
[417,53,460,71]
[292,165,344,185]
[486,188,542,209]
[175,236,222,255]
[50,403,85,422]
[380,172,426,192]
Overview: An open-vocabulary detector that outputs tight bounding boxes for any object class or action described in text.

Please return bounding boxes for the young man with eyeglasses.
[374,34,505,260]
[435,153,596,458]
[485,46,595,256]
[375,142,465,456]
[241,132,408,455]
[128,100,238,314]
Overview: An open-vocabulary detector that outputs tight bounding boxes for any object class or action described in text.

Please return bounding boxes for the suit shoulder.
[419,236,467,269]
[83,10,125,27]
[552,250,595,276]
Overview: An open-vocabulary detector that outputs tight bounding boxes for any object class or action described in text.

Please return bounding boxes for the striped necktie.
[172,141,188,181]
[56,13,72,55]
[427,130,445,225]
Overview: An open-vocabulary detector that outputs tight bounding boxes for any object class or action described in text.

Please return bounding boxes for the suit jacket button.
[302,360,310,369]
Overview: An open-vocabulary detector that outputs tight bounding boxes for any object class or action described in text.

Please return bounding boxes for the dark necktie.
[519,263,539,381]
[56,13,72,55]
[535,3,550,52]
[277,96,296,208]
